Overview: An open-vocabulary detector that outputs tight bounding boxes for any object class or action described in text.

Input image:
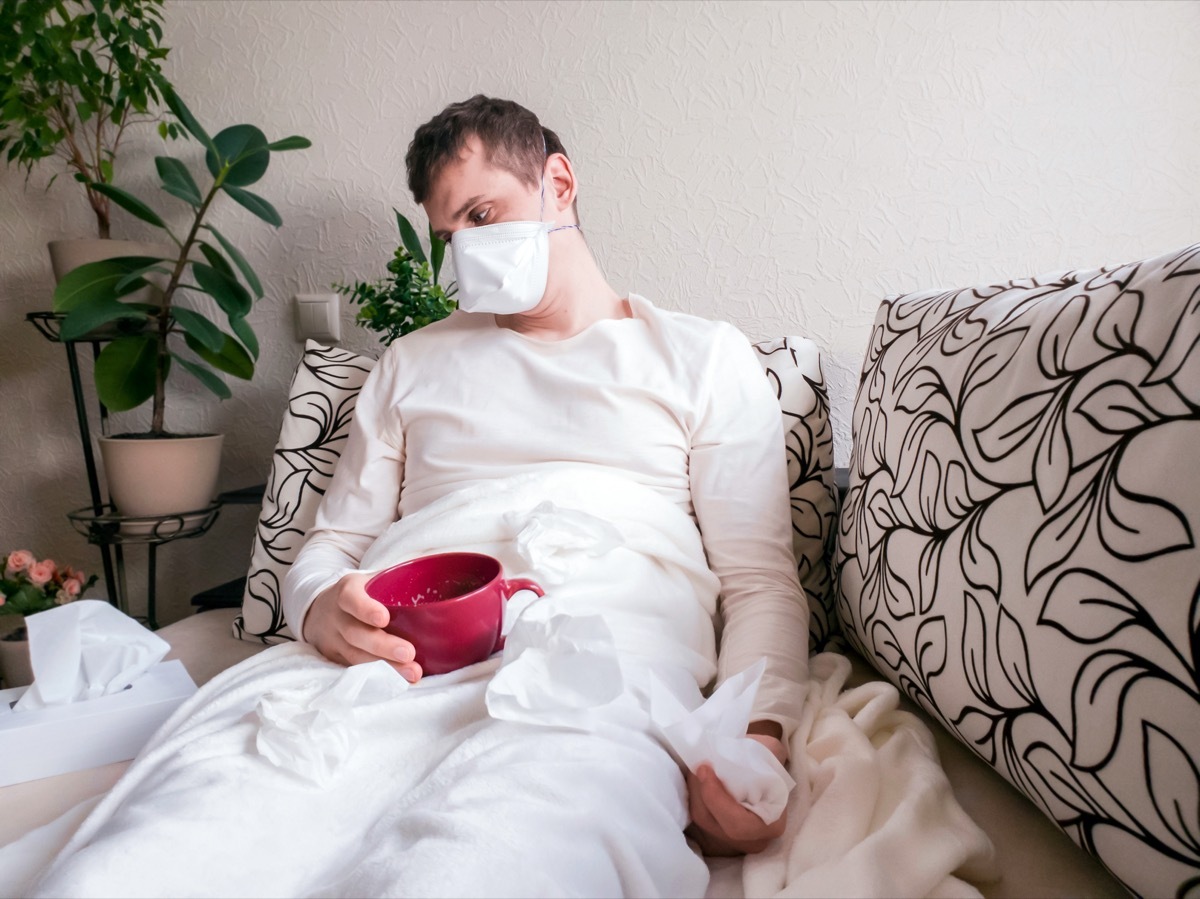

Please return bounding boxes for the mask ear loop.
[540,132,578,236]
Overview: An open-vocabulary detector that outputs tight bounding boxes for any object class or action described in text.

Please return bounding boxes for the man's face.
[425,135,543,244]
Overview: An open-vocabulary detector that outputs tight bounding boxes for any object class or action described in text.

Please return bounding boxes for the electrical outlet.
[294,293,341,343]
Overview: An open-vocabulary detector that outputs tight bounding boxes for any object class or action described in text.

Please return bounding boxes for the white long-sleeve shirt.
[284,294,809,734]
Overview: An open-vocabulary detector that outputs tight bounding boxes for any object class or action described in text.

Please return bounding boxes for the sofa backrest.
[836,243,1200,898]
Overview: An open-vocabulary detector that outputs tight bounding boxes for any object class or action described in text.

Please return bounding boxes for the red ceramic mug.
[364,552,544,675]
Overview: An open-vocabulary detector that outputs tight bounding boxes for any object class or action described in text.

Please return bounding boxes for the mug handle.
[493,578,545,653]
[501,577,545,601]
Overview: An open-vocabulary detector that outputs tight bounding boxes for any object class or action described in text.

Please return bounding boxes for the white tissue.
[486,611,625,727]
[508,501,624,584]
[13,600,170,711]
[650,658,796,823]
[255,660,409,786]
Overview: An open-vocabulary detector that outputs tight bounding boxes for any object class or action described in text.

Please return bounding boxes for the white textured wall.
[2,0,1197,627]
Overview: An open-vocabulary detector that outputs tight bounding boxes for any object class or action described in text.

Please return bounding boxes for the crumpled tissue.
[650,658,796,823]
[254,660,409,786]
[13,600,170,711]
[486,610,625,728]
[507,501,624,584]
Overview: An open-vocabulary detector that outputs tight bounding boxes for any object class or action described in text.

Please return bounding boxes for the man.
[290,96,809,868]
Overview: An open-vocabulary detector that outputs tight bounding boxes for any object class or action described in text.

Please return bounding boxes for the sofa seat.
[0,607,1127,898]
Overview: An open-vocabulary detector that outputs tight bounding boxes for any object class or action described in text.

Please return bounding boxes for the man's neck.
[494,234,627,341]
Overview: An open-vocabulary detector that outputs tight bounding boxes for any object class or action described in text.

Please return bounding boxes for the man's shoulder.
[632,294,748,354]
[385,310,489,354]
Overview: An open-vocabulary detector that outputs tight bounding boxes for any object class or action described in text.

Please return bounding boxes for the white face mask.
[450,162,577,315]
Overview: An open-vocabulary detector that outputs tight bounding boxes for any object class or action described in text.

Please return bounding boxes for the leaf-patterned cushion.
[235,336,838,651]
[234,342,376,642]
[752,337,839,651]
[835,244,1200,898]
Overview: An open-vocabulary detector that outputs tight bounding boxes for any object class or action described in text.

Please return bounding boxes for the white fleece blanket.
[2,467,996,898]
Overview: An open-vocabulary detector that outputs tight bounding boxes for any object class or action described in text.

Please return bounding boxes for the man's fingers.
[342,623,416,664]
[696,766,786,842]
[338,579,390,628]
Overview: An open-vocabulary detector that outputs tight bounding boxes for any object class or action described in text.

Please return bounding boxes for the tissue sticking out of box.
[12,600,170,711]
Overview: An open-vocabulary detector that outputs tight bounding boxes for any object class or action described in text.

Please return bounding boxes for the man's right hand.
[302,572,423,683]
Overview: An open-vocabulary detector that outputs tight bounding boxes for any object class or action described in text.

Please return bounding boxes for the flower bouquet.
[0,551,97,687]
[1,550,98,623]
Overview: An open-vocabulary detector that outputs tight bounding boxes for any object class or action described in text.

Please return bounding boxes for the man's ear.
[545,152,578,222]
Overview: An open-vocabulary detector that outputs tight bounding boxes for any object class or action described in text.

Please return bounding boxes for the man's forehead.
[425,137,520,221]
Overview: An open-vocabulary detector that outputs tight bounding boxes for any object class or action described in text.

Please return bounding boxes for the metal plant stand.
[27,312,223,630]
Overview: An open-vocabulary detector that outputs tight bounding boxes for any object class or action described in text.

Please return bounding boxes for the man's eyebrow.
[453,194,486,221]
[435,194,487,240]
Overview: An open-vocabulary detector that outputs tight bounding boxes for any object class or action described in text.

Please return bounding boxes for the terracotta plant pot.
[99,433,224,523]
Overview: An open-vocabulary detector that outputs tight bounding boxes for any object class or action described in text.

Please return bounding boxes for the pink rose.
[27,559,56,588]
[0,593,6,607]
[62,577,82,598]
[5,550,34,576]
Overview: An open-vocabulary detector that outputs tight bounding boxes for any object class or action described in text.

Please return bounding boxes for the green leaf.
[114,262,172,295]
[183,331,254,380]
[228,314,259,359]
[158,121,169,140]
[203,224,263,298]
[155,156,201,206]
[192,262,252,316]
[162,86,215,155]
[90,182,166,228]
[171,352,232,400]
[59,297,148,342]
[53,257,167,312]
[75,100,93,123]
[94,334,159,412]
[429,224,446,285]
[222,184,281,227]
[205,124,269,187]
[198,242,236,281]
[171,306,224,353]
[395,209,426,264]
[265,135,311,152]
[98,159,114,184]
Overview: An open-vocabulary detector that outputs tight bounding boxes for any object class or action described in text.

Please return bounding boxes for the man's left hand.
[684,732,789,856]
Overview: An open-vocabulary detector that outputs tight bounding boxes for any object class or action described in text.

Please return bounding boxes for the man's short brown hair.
[405,95,569,205]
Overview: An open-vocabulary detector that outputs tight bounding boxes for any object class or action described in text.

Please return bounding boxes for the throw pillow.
[835,243,1200,898]
[233,341,377,642]
[751,337,840,651]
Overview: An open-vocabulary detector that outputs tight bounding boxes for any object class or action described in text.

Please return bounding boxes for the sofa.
[6,243,1197,898]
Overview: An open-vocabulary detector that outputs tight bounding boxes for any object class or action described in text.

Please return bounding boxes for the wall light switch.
[294,293,341,343]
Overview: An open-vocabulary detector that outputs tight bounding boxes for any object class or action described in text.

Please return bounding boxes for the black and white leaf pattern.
[835,243,1200,898]
[751,337,840,652]
[233,343,377,643]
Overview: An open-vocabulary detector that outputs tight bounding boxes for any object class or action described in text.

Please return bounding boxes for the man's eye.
[469,208,490,225]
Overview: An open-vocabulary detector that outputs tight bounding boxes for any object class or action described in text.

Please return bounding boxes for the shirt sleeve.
[689,324,810,738]
[282,348,406,640]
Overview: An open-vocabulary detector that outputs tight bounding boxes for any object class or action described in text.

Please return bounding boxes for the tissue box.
[0,659,197,787]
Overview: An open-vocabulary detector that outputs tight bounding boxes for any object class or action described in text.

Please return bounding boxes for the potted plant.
[335,210,456,345]
[51,87,310,520]
[0,0,182,279]
[0,549,98,688]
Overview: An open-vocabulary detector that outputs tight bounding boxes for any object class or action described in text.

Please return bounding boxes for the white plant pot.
[99,434,224,521]
[48,238,175,281]
[48,238,174,307]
